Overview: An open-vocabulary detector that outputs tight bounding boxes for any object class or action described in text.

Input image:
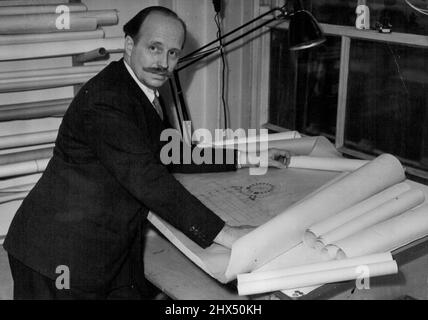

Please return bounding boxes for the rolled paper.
[0,3,87,15]
[304,182,411,248]
[75,10,119,26]
[0,147,53,165]
[238,252,393,283]
[0,130,57,150]
[0,73,97,93]
[0,37,123,61]
[0,37,124,61]
[0,29,105,45]
[0,191,28,204]
[0,200,22,245]
[198,131,301,149]
[0,15,98,34]
[0,173,42,190]
[237,260,398,296]
[333,204,428,259]
[0,183,37,193]
[0,0,70,6]
[322,244,341,259]
[202,135,340,156]
[74,47,109,63]
[0,158,50,178]
[318,189,425,248]
[0,65,104,80]
[0,104,67,121]
[0,64,102,92]
[250,136,341,156]
[0,98,72,111]
[0,98,73,112]
[225,154,405,280]
[288,156,369,172]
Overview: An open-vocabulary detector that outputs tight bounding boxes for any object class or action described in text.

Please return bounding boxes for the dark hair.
[123,6,187,47]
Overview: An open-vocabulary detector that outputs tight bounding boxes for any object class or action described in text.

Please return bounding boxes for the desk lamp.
[170,0,326,133]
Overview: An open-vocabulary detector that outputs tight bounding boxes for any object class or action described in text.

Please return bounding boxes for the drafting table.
[1,168,428,300]
[144,168,428,300]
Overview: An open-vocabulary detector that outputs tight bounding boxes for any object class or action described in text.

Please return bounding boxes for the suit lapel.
[116,59,168,152]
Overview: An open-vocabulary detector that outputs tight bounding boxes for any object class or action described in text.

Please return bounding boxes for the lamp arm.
[177,4,289,68]
[178,17,280,71]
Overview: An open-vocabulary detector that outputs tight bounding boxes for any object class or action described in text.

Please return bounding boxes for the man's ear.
[124,35,134,58]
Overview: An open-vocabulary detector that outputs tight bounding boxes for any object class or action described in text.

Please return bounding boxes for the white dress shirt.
[123,60,159,107]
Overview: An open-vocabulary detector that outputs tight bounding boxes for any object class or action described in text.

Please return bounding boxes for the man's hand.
[238,148,293,169]
[213,224,255,249]
[267,148,293,169]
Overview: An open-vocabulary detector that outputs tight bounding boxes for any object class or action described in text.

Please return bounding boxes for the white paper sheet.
[148,167,341,283]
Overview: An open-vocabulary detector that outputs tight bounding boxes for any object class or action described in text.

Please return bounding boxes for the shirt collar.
[123,60,159,103]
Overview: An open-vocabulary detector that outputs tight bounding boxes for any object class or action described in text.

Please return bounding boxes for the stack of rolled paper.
[237,253,398,296]
[304,181,428,260]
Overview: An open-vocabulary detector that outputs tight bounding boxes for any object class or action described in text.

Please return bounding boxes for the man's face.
[126,13,184,89]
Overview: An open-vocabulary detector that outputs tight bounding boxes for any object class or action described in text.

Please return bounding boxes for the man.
[4,6,290,299]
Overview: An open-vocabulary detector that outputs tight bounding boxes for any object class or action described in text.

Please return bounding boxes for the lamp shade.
[288,10,326,50]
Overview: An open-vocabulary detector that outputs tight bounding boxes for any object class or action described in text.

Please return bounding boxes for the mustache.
[143,67,173,78]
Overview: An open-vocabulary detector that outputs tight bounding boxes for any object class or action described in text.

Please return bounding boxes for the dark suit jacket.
[4,59,237,291]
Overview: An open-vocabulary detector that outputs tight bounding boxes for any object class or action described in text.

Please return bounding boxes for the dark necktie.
[152,96,164,121]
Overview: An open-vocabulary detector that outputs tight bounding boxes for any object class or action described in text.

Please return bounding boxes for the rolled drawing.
[0,0,70,6]
[225,154,405,280]
[0,158,50,178]
[0,191,28,204]
[0,173,42,190]
[255,136,341,156]
[238,252,392,283]
[331,204,428,259]
[0,105,68,121]
[0,73,96,92]
[0,130,57,150]
[0,65,104,80]
[288,156,369,172]
[304,182,411,248]
[76,10,119,26]
[74,47,109,63]
[0,29,104,45]
[237,260,398,296]
[0,98,72,111]
[318,189,425,248]
[198,131,301,149]
[0,3,87,15]
[0,37,124,61]
[0,15,97,34]
[0,147,53,165]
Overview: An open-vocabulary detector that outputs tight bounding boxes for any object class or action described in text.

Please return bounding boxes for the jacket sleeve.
[83,96,225,248]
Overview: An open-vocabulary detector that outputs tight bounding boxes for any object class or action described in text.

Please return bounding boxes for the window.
[265,0,428,179]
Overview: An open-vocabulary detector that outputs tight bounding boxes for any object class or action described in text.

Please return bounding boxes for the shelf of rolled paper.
[0,65,104,93]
